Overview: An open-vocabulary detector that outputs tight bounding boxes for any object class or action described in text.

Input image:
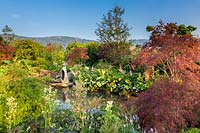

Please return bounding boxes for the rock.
[54,79,61,83]
[39,70,60,78]
[51,83,69,88]
[39,70,51,77]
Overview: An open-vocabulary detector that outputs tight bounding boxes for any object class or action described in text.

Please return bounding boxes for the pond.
[53,82,138,115]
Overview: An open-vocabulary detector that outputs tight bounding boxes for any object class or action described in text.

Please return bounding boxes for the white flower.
[107,100,113,105]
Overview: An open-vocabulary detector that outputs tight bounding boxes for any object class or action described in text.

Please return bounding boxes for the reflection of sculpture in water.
[61,87,69,103]
[62,91,66,102]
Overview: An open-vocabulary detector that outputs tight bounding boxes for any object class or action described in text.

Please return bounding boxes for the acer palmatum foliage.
[132,21,200,81]
[134,21,200,132]
[46,43,57,52]
[66,47,89,65]
[136,77,200,132]
[0,38,15,60]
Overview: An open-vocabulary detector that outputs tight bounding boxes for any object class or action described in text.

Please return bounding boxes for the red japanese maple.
[0,38,15,60]
[136,77,200,132]
[132,21,200,81]
[134,22,200,132]
[46,43,56,52]
[66,47,89,65]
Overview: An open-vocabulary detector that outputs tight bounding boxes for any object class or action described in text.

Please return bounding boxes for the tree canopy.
[13,40,44,60]
[1,25,14,45]
[95,6,131,44]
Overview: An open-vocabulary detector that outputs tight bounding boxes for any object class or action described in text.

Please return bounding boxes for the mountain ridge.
[2,34,148,47]
[13,35,94,48]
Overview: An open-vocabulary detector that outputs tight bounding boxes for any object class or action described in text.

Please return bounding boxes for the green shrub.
[85,42,99,66]
[44,44,65,71]
[94,60,114,69]
[1,61,29,79]
[66,41,86,55]
[181,128,200,133]
[13,40,45,60]
[0,78,46,131]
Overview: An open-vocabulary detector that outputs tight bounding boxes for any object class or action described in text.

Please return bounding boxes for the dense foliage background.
[1,6,200,133]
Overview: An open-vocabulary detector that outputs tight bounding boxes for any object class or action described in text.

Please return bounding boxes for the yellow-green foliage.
[41,44,65,71]
[0,77,46,131]
[181,128,200,133]
[12,40,65,71]
[13,40,45,60]
[66,41,86,55]
[0,63,46,132]
[66,41,98,55]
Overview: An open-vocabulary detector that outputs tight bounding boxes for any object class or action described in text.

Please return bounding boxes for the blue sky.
[0,0,200,40]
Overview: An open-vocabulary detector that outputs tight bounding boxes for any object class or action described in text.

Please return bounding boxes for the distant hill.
[133,39,148,46]
[1,34,148,47]
[13,35,95,48]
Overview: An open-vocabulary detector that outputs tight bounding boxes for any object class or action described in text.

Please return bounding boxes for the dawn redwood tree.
[96,6,133,70]
[95,6,131,44]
